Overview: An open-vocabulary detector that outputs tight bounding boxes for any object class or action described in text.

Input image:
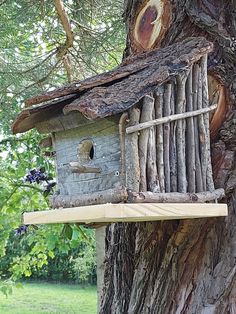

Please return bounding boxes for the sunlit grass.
[0,281,97,314]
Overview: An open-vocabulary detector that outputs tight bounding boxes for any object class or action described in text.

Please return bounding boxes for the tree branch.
[53,0,75,59]
[62,55,72,83]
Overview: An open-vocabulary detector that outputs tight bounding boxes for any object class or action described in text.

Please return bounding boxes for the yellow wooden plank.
[23,203,228,225]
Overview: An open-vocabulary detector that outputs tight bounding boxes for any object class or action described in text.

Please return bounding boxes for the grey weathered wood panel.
[36,112,95,134]
[54,117,121,195]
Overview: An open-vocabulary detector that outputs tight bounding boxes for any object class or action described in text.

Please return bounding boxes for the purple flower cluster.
[25,167,47,184]
[15,225,28,236]
[24,167,56,195]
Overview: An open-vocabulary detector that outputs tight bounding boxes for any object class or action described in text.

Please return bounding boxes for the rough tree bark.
[100,1,236,313]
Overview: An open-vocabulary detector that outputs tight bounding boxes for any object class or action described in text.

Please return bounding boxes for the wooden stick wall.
[131,56,215,194]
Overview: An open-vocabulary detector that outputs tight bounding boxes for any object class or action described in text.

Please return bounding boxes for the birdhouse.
[12,38,227,226]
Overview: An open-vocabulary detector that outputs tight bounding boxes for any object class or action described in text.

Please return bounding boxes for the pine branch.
[0,1,7,6]
[71,18,99,34]
[0,137,26,145]
[14,59,62,99]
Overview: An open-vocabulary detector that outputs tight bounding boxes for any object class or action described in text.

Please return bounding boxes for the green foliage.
[0,131,50,253]
[0,130,96,287]
[73,243,97,284]
[0,0,124,291]
[0,0,125,133]
[0,224,96,285]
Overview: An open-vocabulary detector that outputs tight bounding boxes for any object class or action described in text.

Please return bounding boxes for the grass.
[0,281,97,314]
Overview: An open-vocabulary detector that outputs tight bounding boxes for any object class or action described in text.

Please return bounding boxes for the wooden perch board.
[12,37,213,134]
[23,203,227,225]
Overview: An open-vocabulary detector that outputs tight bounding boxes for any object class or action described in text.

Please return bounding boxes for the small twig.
[155,87,165,193]
[186,66,196,192]
[163,84,171,192]
[192,64,203,192]
[169,82,177,192]
[16,184,47,193]
[119,112,129,182]
[197,66,207,191]
[62,55,72,83]
[128,188,225,203]
[147,99,160,193]
[125,107,140,192]
[176,73,188,192]
[201,55,215,191]
[71,18,99,34]
[126,104,217,134]
[139,95,154,192]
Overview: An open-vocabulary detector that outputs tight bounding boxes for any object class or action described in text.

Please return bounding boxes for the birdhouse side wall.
[54,117,122,196]
[125,58,215,196]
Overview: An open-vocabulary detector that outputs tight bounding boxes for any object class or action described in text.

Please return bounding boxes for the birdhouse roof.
[12,37,213,134]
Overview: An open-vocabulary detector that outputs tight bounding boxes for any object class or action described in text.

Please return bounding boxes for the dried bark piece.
[12,38,213,134]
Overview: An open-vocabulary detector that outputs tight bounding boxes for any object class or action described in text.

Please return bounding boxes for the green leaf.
[64,224,73,240]
[24,269,32,277]
[46,234,57,250]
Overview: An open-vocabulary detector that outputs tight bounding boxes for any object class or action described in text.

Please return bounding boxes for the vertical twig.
[192,64,203,192]
[155,87,165,193]
[147,96,160,192]
[119,112,129,184]
[197,66,207,191]
[125,107,140,192]
[169,81,177,192]
[176,73,188,192]
[201,54,215,191]
[163,84,171,192]
[139,95,155,192]
[186,67,196,192]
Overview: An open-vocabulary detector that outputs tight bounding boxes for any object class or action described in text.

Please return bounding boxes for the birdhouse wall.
[125,57,216,196]
[53,116,122,196]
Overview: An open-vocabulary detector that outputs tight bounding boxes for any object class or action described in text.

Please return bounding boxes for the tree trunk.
[100,1,236,313]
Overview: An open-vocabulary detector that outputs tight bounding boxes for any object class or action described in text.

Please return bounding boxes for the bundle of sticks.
[126,55,216,195]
